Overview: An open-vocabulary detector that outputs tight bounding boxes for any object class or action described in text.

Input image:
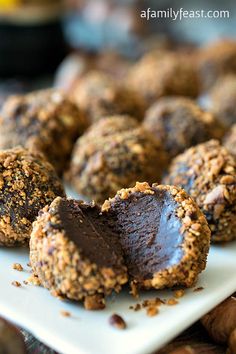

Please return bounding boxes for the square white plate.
[0,187,235,354]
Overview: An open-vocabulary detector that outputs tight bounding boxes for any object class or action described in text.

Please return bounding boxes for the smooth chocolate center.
[109,190,184,280]
[56,199,123,268]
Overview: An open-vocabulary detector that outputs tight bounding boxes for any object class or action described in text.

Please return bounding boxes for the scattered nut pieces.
[11,281,21,287]
[109,314,126,330]
[194,287,204,292]
[60,311,71,317]
[12,263,23,272]
[27,274,41,286]
[84,295,105,311]
[146,306,159,317]
[174,289,185,298]
[166,298,179,306]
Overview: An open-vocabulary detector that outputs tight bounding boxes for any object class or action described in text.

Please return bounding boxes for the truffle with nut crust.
[102,182,210,290]
[224,124,236,158]
[164,140,236,242]
[198,39,236,91]
[30,197,128,308]
[0,147,65,247]
[209,75,236,128]
[71,71,146,123]
[143,96,225,160]
[67,121,167,204]
[0,89,87,175]
[127,51,199,105]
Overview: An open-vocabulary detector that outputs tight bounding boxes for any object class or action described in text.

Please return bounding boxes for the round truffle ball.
[102,182,210,290]
[0,317,26,354]
[30,197,128,307]
[164,140,236,242]
[71,71,146,123]
[143,97,225,160]
[0,89,88,175]
[198,39,236,91]
[209,75,236,128]
[0,147,65,246]
[224,124,236,159]
[68,121,167,204]
[127,51,199,105]
[84,115,139,138]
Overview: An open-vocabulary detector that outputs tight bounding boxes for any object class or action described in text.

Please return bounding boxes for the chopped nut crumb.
[174,289,185,298]
[166,298,178,306]
[146,306,159,317]
[12,263,23,271]
[60,310,71,317]
[84,294,105,310]
[194,286,204,292]
[11,281,21,287]
[27,274,41,286]
[109,314,126,330]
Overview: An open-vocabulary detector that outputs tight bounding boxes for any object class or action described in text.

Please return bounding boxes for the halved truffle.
[30,197,128,306]
[164,140,236,242]
[102,182,210,290]
[0,147,65,247]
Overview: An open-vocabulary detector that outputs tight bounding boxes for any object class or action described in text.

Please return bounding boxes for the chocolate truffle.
[84,115,139,138]
[143,97,225,160]
[0,89,87,175]
[68,122,167,204]
[0,147,65,247]
[164,140,236,242]
[209,75,236,128]
[102,182,210,289]
[30,197,128,306]
[224,124,236,158]
[198,39,236,91]
[127,51,199,105]
[0,317,26,354]
[71,71,146,123]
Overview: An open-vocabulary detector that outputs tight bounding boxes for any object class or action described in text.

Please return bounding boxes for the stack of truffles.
[0,38,235,315]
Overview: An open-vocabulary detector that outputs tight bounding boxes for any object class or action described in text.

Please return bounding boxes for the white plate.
[0,241,236,354]
[0,186,236,354]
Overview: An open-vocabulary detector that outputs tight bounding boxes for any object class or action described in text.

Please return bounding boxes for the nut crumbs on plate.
[12,263,23,271]
[60,311,71,317]
[109,314,126,330]
[11,281,21,287]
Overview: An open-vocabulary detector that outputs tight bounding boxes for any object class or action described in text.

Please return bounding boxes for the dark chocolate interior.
[56,199,124,268]
[109,190,184,281]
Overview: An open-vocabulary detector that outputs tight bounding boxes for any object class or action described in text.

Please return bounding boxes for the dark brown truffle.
[209,75,236,128]
[164,140,236,242]
[224,124,236,158]
[127,51,199,105]
[0,89,87,175]
[67,120,167,204]
[71,71,146,123]
[83,115,139,138]
[0,317,26,354]
[102,182,210,290]
[198,39,236,91]
[143,97,225,160]
[30,197,128,306]
[0,147,65,247]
